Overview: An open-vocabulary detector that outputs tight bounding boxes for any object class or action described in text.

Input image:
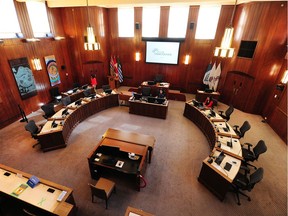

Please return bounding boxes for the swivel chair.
[41,103,55,119]
[83,88,92,97]
[49,86,62,102]
[89,177,116,209]
[25,120,42,148]
[242,140,267,169]
[102,85,112,94]
[154,74,163,83]
[233,121,251,139]
[231,167,264,205]
[219,105,234,121]
[141,86,151,97]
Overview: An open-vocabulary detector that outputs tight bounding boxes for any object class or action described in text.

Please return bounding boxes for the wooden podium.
[108,76,119,89]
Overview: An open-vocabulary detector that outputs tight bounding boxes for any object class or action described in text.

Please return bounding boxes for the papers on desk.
[115,160,124,168]
[129,213,141,216]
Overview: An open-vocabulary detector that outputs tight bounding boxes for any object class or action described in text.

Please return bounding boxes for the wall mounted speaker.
[189,22,194,30]
[135,22,141,30]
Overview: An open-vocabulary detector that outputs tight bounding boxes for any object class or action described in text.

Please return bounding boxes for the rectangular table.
[88,129,155,191]
[0,164,76,216]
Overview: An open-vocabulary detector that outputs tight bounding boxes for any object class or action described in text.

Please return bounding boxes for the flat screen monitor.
[147,96,156,103]
[72,87,78,93]
[105,89,112,94]
[215,151,225,165]
[134,93,142,100]
[147,81,155,85]
[62,108,69,116]
[99,145,120,157]
[81,84,88,89]
[156,98,165,104]
[145,40,181,65]
[89,93,96,99]
[75,99,82,106]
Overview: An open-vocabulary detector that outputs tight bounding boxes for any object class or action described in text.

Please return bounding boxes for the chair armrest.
[240,165,250,174]
[235,178,247,187]
[233,125,239,131]
[243,142,253,151]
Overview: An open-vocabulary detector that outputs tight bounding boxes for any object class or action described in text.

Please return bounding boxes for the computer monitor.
[134,93,142,100]
[156,98,165,104]
[147,81,155,85]
[72,87,78,93]
[147,96,156,103]
[75,99,82,106]
[81,84,88,90]
[105,89,112,94]
[99,145,120,157]
[141,87,151,97]
[62,108,69,116]
[89,93,96,99]
[51,119,58,128]
[215,151,225,165]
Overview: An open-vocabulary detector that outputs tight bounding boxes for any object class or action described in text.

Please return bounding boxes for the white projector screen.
[145,41,180,65]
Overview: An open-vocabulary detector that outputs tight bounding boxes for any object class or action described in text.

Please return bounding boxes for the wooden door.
[221,71,254,111]
[82,62,105,88]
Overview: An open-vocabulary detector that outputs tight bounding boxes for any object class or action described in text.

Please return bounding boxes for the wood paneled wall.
[0,0,287,143]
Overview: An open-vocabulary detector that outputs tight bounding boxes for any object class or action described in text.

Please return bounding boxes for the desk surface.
[141,81,170,88]
[0,164,74,215]
[103,128,155,148]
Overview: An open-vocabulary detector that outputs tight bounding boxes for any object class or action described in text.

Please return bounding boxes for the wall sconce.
[24,38,40,42]
[135,52,140,61]
[184,55,190,65]
[32,58,42,71]
[53,36,65,41]
[281,70,288,84]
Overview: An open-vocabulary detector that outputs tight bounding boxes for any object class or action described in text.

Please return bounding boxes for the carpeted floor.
[0,87,286,216]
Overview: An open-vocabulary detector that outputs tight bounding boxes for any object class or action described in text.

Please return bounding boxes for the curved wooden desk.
[183,100,243,201]
[38,94,119,152]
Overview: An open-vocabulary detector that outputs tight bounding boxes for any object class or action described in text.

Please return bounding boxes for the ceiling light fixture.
[214,0,237,58]
[84,0,100,51]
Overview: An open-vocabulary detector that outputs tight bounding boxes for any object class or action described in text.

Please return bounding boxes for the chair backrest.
[25,120,39,135]
[248,167,264,191]
[240,121,251,138]
[141,87,151,97]
[61,96,71,106]
[41,104,55,117]
[253,140,267,159]
[49,86,60,97]
[154,74,163,83]
[83,88,92,97]
[89,184,107,200]
[225,105,234,120]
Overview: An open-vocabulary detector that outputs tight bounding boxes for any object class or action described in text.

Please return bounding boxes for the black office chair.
[242,140,267,169]
[41,103,55,119]
[83,88,92,97]
[231,167,264,205]
[25,120,42,148]
[211,98,218,110]
[61,96,71,106]
[219,105,234,121]
[49,86,62,102]
[233,121,251,139]
[141,86,151,97]
[154,74,163,83]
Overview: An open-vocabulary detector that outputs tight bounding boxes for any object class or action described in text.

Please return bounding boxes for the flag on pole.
[117,57,124,83]
[213,63,221,91]
[113,56,118,78]
[203,62,212,85]
[110,56,115,77]
[208,63,216,90]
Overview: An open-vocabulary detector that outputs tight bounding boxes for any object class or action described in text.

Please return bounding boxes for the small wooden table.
[125,206,154,216]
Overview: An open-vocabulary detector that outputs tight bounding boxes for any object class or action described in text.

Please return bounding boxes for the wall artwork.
[44,55,61,86]
[9,57,37,99]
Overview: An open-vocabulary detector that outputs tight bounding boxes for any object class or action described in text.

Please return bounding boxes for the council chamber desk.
[129,97,169,119]
[195,90,220,102]
[140,81,170,97]
[88,129,155,191]
[0,164,76,216]
[183,100,243,201]
[38,93,119,152]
